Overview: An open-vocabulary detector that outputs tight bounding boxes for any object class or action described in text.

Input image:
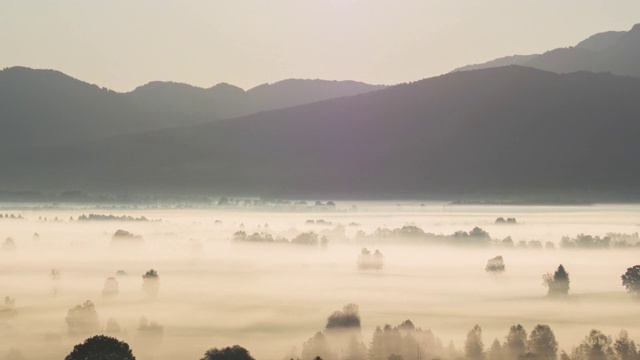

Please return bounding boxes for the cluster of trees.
[63,336,256,360]
[495,218,518,225]
[486,256,506,273]
[0,213,23,219]
[466,324,640,360]
[357,226,493,246]
[306,219,334,225]
[560,233,640,249]
[110,229,144,248]
[216,197,336,210]
[232,231,329,246]
[76,214,149,221]
[358,248,385,270]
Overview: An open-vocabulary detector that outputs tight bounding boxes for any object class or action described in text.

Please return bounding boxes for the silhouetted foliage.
[136,317,163,347]
[358,248,384,270]
[142,269,159,297]
[543,265,570,296]
[571,330,616,360]
[528,325,558,360]
[302,331,335,360]
[486,256,505,273]
[102,277,119,298]
[465,325,484,360]
[65,300,99,337]
[64,335,135,360]
[200,345,255,360]
[0,296,17,319]
[488,339,504,360]
[614,330,638,360]
[504,325,527,360]
[326,304,361,330]
[621,266,640,296]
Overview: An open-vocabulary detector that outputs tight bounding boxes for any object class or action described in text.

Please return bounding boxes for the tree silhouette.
[142,269,160,297]
[465,325,484,360]
[302,331,334,360]
[64,335,135,360]
[614,330,638,360]
[488,339,504,360]
[621,266,640,296]
[528,325,558,360]
[200,345,255,360]
[65,300,99,337]
[572,330,616,360]
[504,325,527,360]
[326,304,361,330]
[543,265,570,296]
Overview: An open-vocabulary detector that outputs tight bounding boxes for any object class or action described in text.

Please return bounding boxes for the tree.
[621,266,640,296]
[528,325,558,360]
[465,325,484,360]
[326,304,361,330]
[346,335,368,360]
[142,269,160,297]
[201,345,255,360]
[65,300,99,337]
[103,277,119,298]
[65,335,135,360]
[543,265,570,296]
[614,330,638,360]
[572,330,616,360]
[504,325,527,360]
[488,339,504,360]
[302,331,334,360]
[486,256,506,273]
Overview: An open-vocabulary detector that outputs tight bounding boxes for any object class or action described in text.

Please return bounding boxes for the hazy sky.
[1,1,639,91]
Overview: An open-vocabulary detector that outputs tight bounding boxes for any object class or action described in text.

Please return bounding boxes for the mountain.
[3,66,639,200]
[452,24,640,77]
[0,66,385,148]
[128,78,386,123]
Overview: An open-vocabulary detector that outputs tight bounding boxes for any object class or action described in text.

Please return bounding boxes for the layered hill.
[453,24,640,77]
[2,66,639,200]
[0,66,384,148]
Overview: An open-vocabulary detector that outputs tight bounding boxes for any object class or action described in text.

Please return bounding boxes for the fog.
[1,202,639,359]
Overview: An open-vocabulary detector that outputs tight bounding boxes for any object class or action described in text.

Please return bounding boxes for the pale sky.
[1,0,639,92]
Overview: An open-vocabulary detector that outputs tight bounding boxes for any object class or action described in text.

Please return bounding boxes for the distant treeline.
[75,214,149,222]
[355,225,640,249]
[232,231,329,246]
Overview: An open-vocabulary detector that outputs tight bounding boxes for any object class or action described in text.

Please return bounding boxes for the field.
[1,202,639,359]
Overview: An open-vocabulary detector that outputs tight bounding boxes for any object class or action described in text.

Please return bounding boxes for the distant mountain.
[3,66,639,200]
[452,24,640,77]
[129,78,386,122]
[0,66,385,148]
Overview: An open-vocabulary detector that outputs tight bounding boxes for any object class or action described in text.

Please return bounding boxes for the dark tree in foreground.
[65,335,135,360]
[528,325,558,360]
[200,345,255,360]
[543,265,570,296]
[465,325,484,360]
[621,266,640,296]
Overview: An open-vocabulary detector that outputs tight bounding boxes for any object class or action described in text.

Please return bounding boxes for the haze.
[2,203,640,359]
[2,1,640,91]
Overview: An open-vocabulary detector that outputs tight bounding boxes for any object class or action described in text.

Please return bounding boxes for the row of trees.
[466,325,640,360]
[63,336,252,360]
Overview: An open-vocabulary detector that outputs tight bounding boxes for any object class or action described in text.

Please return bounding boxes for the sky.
[1,0,639,92]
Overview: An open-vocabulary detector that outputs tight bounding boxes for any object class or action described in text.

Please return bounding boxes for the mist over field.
[1,202,639,359]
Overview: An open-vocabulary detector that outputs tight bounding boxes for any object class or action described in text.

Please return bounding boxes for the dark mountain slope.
[3,66,639,199]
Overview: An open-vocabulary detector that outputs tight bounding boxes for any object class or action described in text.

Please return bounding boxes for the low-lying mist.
[0,202,639,360]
